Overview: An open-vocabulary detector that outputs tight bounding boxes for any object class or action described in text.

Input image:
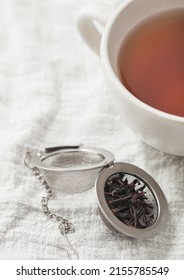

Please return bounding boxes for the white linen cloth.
[0,0,184,260]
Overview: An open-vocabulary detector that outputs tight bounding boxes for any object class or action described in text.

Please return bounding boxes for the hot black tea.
[118,9,184,117]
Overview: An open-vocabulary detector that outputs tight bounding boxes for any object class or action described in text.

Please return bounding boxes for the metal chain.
[24,152,79,260]
[33,167,75,234]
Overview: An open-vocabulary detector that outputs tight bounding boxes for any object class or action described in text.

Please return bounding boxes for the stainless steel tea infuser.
[28,145,115,193]
[24,144,168,259]
[96,162,168,239]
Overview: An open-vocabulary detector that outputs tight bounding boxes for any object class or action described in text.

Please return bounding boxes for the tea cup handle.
[77,3,114,56]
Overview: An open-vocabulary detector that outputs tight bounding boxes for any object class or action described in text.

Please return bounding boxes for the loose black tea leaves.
[104,173,155,229]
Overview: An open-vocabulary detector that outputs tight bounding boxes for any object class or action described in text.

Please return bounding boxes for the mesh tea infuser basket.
[26,144,115,193]
[95,162,168,239]
[24,144,168,258]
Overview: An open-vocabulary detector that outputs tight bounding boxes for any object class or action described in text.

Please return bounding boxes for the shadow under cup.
[101,0,184,156]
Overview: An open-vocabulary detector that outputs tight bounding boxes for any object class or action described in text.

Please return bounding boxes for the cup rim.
[101,0,184,123]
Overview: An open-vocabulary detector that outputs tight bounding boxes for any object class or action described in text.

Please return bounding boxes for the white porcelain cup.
[77,0,184,156]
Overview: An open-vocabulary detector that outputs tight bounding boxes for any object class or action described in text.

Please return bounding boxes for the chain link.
[24,152,78,259]
[32,166,75,235]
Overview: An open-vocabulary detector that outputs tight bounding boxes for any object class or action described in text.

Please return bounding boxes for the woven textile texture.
[0,0,184,259]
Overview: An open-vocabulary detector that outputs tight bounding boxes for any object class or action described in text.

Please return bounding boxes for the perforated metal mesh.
[42,168,102,193]
[38,149,111,193]
[98,208,120,234]
[42,151,104,169]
